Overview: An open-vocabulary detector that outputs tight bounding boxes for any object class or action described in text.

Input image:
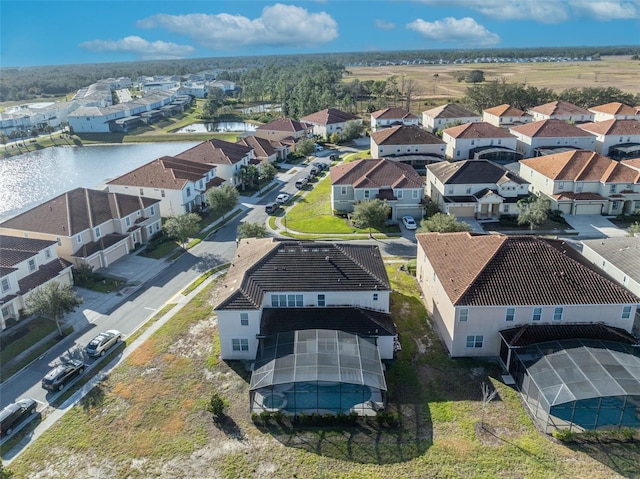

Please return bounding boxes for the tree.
[628,221,640,237]
[207,184,239,222]
[163,212,201,250]
[237,222,268,239]
[258,162,278,184]
[418,213,471,233]
[207,392,227,419]
[351,199,390,238]
[25,281,83,336]
[295,137,316,157]
[466,70,485,83]
[341,120,365,142]
[517,195,551,230]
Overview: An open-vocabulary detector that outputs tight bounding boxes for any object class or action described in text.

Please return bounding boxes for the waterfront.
[173,121,256,133]
[0,142,199,221]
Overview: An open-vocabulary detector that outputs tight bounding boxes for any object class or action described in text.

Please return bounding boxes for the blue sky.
[1,1,639,67]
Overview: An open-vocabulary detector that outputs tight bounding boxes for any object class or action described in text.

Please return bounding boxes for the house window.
[94,227,101,239]
[232,338,249,351]
[56,237,62,246]
[161,190,166,198]
[396,190,403,199]
[1,278,10,292]
[150,206,156,216]
[148,226,153,236]
[341,186,347,195]
[532,307,542,321]
[187,187,191,196]
[28,259,36,272]
[125,216,131,227]
[458,308,469,322]
[447,187,454,195]
[364,190,370,199]
[318,294,325,306]
[413,190,420,199]
[505,308,515,322]
[576,183,583,192]
[466,335,484,348]
[373,293,378,301]
[139,188,144,195]
[76,234,82,244]
[610,184,617,194]
[466,186,472,194]
[240,313,249,326]
[288,294,304,307]
[557,182,564,190]
[503,205,510,213]
[612,201,620,210]
[1,306,8,317]
[271,294,302,307]
[553,307,563,321]
[44,248,51,259]
[622,306,633,320]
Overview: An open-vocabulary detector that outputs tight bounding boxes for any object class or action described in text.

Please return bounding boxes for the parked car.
[329,153,338,161]
[402,216,418,230]
[85,329,122,358]
[295,178,308,189]
[314,144,324,151]
[265,202,280,214]
[41,359,85,391]
[275,193,290,205]
[0,398,37,437]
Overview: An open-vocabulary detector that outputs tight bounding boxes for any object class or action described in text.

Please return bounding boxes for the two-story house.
[106,156,223,217]
[509,119,597,158]
[215,238,395,416]
[237,135,281,163]
[0,188,161,270]
[0,235,74,330]
[330,158,425,221]
[577,119,640,158]
[370,107,419,131]
[421,103,481,133]
[482,104,532,128]
[253,118,312,152]
[519,150,640,215]
[588,102,640,122]
[176,139,253,187]
[370,125,445,164]
[442,122,518,161]
[426,160,530,219]
[300,108,362,140]
[528,100,594,123]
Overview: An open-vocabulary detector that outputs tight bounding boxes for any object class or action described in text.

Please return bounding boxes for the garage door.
[557,203,572,214]
[450,206,476,217]
[574,203,603,215]
[104,242,128,267]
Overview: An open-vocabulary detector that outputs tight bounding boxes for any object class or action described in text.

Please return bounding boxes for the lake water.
[0,142,199,222]
[174,121,256,133]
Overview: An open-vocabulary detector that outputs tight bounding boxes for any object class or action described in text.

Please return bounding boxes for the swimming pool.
[281,382,372,414]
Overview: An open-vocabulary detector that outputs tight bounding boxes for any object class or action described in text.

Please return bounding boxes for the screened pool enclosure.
[249,329,387,416]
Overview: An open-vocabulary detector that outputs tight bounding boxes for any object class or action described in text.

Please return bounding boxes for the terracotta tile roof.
[216,239,391,310]
[371,107,418,120]
[107,156,213,190]
[520,150,640,183]
[176,139,252,166]
[0,235,57,267]
[71,233,128,258]
[483,104,531,118]
[237,135,276,159]
[256,118,310,133]
[422,103,479,119]
[330,158,424,189]
[444,121,516,139]
[371,125,444,145]
[0,188,159,237]
[510,119,596,138]
[621,158,640,170]
[416,232,639,306]
[529,100,591,117]
[427,160,529,185]
[17,258,73,295]
[551,192,607,201]
[300,108,360,125]
[589,102,639,116]
[577,119,640,136]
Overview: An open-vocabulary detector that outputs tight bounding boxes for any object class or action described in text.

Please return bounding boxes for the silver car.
[85,330,122,357]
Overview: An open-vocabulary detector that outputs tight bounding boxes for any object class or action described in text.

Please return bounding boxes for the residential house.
[482,104,532,128]
[415,232,640,357]
[176,139,253,187]
[528,100,594,123]
[509,119,597,158]
[0,188,161,270]
[106,156,223,217]
[519,150,640,215]
[330,158,425,221]
[237,135,280,163]
[369,125,445,167]
[577,119,640,158]
[622,158,640,172]
[254,118,312,151]
[442,122,518,161]
[0,235,74,330]
[215,238,395,416]
[426,160,530,219]
[370,107,419,131]
[421,104,481,133]
[589,102,640,122]
[300,108,362,140]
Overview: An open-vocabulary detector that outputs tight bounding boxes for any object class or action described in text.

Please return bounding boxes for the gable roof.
[371,125,444,145]
[423,103,479,119]
[510,119,596,138]
[237,135,276,158]
[256,118,310,133]
[0,235,57,268]
[216,239,391,310]
[107,156,212,190]
[300,108,360,126]
[444,121,516,139]
[330,158,424,189]
[176,138,252,166]
[520,150,640,183]
[529,100,591,117]
[371,107,418,120]
[582,237,640,282]
[483,104,531,118]
[577,119,640,136]
[621,158,640,171]
[416,232,639,306]
[0,188,158,237]
[589,102,639,116]
[427,160,529,185]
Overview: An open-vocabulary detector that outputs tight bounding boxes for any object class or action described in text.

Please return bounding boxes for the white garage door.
[574,203,603,215]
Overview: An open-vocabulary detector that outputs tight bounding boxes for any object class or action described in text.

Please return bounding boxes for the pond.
[174,121,257,133]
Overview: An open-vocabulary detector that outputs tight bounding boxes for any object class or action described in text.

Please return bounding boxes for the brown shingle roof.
[371,107,418,120]
[176,139,252,166]
[300,108,360,125]
[423,103,479,119]
[483,104,531,118]
[257,118,310,133]
[427,160,529,185]
[529,100,591,117]
[578,119,640,136]
[237,135,276,159]
[510,119,596,138]
[0,188,158,237]
[444,121,516,139]
[107,156,213,190]
[589,102,638,116]
[371,125,444,145]
[330,158,424,189]
[416,232,639,306]
[17,258,73,295]
[520,150,640,183]
[621,158,640,170]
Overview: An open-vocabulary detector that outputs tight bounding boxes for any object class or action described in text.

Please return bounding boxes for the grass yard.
[5,266,639,478]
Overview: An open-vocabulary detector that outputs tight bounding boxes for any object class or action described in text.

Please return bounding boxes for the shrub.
[552,429,577,442]
[207,392,226,417]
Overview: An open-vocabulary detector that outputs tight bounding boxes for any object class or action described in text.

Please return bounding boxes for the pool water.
[282,383,372,414]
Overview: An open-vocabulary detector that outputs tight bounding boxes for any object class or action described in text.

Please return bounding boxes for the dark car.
[0,398,37,437]
[265,202,280,214]
[41,359,85,391]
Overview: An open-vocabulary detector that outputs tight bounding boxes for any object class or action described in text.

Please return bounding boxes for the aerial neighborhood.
[1,62,640,475]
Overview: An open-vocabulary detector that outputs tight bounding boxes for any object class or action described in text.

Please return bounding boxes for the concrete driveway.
[561,215,628,239]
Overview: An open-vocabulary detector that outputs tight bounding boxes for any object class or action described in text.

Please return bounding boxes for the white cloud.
[137,4,338,50]
[407,17,500,46]
[375,19,396,30]
[569,1,640,20]
[79,36,195,60]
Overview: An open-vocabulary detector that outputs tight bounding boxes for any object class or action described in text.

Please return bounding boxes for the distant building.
[421,104,481,133]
